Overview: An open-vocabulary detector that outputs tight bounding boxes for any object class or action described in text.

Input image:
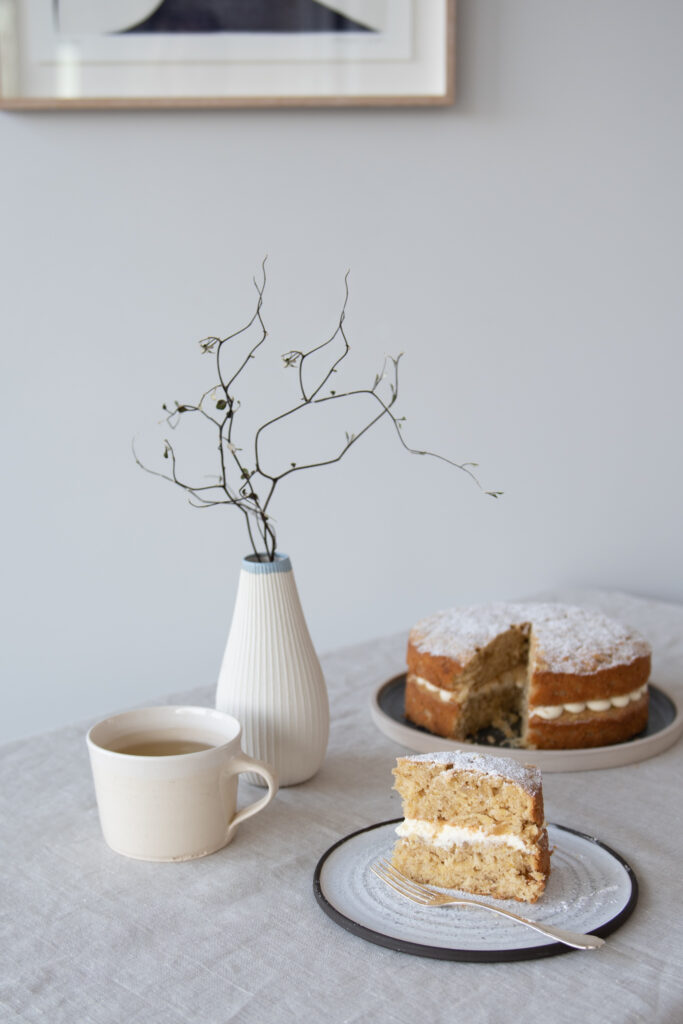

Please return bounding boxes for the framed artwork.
[0,1,455,109]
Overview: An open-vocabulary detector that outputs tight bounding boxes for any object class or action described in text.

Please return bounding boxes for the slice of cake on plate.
[392,751,550,902]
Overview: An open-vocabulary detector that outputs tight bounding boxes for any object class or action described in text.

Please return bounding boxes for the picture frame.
[0,1,455,109]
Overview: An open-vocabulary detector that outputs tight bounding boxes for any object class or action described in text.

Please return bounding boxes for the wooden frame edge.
[0,1,456,110]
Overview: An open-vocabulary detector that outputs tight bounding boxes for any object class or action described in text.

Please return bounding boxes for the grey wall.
[2,0,682,742]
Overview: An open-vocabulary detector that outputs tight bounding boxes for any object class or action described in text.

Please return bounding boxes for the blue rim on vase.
[242,552,292,574]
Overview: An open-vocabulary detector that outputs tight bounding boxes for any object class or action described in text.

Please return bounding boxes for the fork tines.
[370,858,435,905]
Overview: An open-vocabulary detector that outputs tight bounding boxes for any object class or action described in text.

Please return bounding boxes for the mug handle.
[224,754,278,842]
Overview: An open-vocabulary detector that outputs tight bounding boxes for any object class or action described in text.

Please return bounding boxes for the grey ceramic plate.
[314,820,637,962]
[370,676,682,772]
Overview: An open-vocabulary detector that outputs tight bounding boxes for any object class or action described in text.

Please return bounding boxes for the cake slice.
[392,751,550,902]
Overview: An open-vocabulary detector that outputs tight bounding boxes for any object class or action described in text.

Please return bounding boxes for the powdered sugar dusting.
[411,603,651,675]
[399,750,542,796]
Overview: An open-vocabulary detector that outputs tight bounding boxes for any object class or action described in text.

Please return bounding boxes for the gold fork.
[371,858,605,951]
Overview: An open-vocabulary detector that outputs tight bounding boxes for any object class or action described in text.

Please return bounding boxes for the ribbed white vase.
[215,553,329,787]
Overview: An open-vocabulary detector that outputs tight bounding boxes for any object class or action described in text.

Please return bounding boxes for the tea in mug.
[113,738,216,757]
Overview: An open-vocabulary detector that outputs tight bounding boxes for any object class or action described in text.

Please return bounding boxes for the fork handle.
[447,899,605,950]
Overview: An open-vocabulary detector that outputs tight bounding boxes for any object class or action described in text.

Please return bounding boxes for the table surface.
[1,589,681,1024]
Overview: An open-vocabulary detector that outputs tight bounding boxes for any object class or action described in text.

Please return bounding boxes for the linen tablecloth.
[1,589,681,1024]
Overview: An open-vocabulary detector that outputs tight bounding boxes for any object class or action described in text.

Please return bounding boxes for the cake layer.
[405,673,524,742]
[528,659,650,705]
[393,752,545,837]
[405,675,464,739]
[525,694,649,749]
[392,833,550,902]
[407,621,528,692]
[410,603,650,676]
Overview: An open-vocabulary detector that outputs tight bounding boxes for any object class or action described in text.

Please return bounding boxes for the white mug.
[86,706,278,862]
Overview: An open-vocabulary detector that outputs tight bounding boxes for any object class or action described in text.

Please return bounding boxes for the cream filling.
[413,668,526,704]
[395,818,536,855]
[413,674,648,720]
[530,684,648,720]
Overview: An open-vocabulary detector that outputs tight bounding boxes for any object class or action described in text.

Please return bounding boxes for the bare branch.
[299,270,351,402]
[134,262,500,562]
[223,268,268,398]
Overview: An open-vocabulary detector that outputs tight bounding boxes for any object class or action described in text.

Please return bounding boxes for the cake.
[405,603,651,749]
[392,751,550,902]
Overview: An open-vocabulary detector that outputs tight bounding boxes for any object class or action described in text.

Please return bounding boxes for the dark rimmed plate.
[314,820,638,962]
[370,675,681,772]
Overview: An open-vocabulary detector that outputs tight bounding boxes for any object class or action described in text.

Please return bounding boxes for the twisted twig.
[134,261,500,560]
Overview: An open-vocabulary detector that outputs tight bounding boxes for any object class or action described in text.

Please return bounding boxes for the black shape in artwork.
[121,0,375,34]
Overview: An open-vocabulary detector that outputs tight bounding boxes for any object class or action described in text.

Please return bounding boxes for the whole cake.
[406,603,651,749]
[392,751,550,902]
